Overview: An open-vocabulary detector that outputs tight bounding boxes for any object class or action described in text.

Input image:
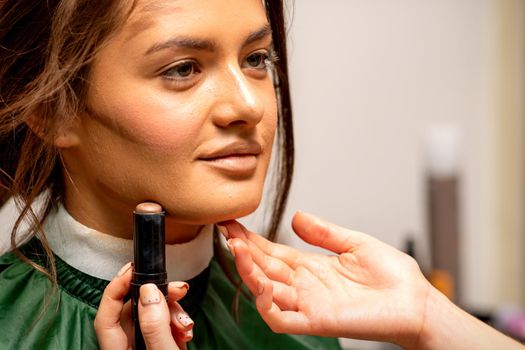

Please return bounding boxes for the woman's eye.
[162,61,199,79]
[244,52,269,70]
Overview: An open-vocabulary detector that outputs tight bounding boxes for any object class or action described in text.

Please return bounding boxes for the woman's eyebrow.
[145,37,216,55]
[144,23,272,56]
[243,23,272,47]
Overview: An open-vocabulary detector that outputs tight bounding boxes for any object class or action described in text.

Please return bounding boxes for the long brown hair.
[0,0,293,285]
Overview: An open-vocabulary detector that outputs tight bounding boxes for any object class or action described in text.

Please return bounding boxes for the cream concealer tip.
[135,202,162,214]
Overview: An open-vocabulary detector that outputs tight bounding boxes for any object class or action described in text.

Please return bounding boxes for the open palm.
[219,212,430,348]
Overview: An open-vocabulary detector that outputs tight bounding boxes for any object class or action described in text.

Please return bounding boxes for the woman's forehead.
[132,0,266,13]
[120,0,269,44]
[128,0,268,28]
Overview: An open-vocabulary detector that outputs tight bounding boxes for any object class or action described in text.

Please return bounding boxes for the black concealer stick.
[131,202,167,350]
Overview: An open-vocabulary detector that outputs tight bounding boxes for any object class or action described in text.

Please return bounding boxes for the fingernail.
[257,277,265,295]
[176,312,194,328]
[227,239,235,257]
[117,262,132,277]
[182,329,193,341]
[217,224,229,238]
[140,284,161,305]
[169,281,189,290]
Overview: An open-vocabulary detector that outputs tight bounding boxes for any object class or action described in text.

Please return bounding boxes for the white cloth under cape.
[0,197,213,281]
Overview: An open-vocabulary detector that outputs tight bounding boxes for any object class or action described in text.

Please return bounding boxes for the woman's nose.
[209,64,265,129]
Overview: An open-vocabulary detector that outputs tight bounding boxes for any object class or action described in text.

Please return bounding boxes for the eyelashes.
[159,60,201,90]
[243,50,279,70]
[265,50,280,68]
[161,60,200,80]
[159,49,279,89]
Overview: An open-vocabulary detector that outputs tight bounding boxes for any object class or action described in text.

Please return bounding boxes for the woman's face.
[61,0,277,241]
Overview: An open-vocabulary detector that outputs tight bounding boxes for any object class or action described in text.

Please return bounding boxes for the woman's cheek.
[109,103,201,153]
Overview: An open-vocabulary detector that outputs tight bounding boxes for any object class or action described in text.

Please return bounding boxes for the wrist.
[405,284,516,350]
[390,279,436,350]
[411,284,453,350]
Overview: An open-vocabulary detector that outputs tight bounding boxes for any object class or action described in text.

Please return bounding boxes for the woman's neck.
[41,202,214,281]
[63,193,203,244]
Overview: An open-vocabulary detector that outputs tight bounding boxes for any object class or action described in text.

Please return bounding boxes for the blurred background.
[244,0,524,348]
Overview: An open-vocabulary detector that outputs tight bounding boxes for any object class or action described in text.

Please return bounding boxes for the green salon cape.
[0,238,341,349]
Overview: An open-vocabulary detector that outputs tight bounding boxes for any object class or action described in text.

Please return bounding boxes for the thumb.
[138,284,179,350]
[291,211,366,254]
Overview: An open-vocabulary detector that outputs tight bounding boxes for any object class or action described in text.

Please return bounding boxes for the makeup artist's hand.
[94,263,194,350]
[218,212,429,348]
[219,213,525,350]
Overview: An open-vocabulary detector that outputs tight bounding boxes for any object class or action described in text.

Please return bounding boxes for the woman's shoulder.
[0,238,105,349]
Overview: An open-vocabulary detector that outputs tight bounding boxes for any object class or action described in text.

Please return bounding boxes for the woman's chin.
[207,200,260,224]
[215,206,258,223]
[162,196,261,226]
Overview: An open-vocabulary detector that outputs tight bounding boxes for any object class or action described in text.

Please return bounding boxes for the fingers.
[272,281,299,311]
[138,284,180,350]
[262,307,312,335]
[96,263,192,350]
[94,262,133,350]
[228,237,262,296]
[173,330,193,349]
[120,300,133,338]
[230,238,299,311]
[168,282,194,333]
[169,300,194,331]
[168,281,189,302]
[291,211,366,254]
[219,220,300,269]
[255,276,273,315]
[167,281,194,334]
[255,277,311,335]
[232,236,294,285]
[218,222,314,336]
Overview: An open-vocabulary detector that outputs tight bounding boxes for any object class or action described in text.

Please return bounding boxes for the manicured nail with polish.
[216,224,229,239]
[170,281,189,290]
[226,239,235,257]
[117,262,132,277]
[183,329,193,341]
[140,284,161,305]
[257,277,265,296]
[176,312,194,328]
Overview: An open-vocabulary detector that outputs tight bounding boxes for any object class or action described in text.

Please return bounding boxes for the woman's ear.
[53,125,81,148]
[25,114,81,148]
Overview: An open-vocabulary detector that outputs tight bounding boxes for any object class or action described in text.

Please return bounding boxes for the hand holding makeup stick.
[94,264,194,350]
[217,212,524,350]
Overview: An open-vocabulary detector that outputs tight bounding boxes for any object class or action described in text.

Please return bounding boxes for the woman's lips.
[198,141,262,176]
[201,154,258,175]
